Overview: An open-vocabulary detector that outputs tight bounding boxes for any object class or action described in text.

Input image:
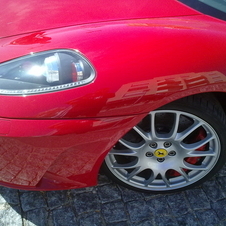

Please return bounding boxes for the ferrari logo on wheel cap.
[154,149,168,158]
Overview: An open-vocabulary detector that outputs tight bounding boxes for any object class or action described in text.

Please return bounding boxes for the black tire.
[102,94,226,193]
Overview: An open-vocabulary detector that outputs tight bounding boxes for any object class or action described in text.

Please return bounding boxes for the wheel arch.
[102,92,226,192]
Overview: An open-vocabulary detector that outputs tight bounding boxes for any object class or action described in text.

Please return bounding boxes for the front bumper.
[0,114,145,190]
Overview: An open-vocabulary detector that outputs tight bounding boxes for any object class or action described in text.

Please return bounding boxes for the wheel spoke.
[145,170,170,187]
[181,133,214,151]
[175,168,189,182]
[133,126,151,141]
[150,113,157,139]
[150,112,181,140]
[176,120,202,141]
[127,167,143,180]
[161,173,170,187]
[186,150,215,157]
[112,160,139,169]
[183,162,208,171]
[109,149,138,156]
[119,139,145,150]
[167,112,181,139]
[145,171,158,186]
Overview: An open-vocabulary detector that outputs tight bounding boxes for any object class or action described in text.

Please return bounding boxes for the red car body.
[0,0,226,190]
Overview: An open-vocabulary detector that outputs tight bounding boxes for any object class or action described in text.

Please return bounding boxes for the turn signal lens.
[0,49,95,95]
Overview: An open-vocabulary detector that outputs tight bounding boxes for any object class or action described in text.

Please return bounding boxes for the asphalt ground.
[1,164,226,226]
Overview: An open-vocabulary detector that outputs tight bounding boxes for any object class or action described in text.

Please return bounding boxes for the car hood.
[0,0,199,39]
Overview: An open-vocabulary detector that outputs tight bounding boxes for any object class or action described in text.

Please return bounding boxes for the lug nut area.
[147,141,176,161]
[168,151,176,156]
[149,142,157,148]
[157,158,165,162]
[164,142,172,148]
[146,152,153,157]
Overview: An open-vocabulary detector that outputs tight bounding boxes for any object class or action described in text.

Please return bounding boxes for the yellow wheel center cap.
[154,149,168,158]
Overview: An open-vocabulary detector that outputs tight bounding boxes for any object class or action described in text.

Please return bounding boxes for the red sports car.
[0,0,226,193]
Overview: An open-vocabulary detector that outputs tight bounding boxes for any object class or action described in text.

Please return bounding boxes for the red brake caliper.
[169,128,206,177]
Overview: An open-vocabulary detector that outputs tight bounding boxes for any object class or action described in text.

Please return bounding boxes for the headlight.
[0,49,96,95]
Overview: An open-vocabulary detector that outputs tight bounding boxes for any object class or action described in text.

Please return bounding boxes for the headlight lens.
[0,49,95,95]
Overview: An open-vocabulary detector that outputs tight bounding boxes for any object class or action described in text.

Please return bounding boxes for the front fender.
[0,15,225,119]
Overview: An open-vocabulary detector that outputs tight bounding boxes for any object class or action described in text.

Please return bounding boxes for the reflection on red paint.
[0,114,146,189]
[10,32,51,45]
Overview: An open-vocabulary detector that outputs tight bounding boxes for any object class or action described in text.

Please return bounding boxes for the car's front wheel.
[103,95,226,193]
